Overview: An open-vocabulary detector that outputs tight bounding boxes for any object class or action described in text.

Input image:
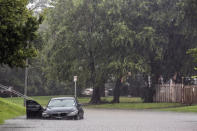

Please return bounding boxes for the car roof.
[51,97,75,100]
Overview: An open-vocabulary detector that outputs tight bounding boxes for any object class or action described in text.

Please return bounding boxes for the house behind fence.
[154,83,197,105]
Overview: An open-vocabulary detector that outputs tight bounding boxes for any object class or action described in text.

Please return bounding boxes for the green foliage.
[0,97,25,124]
[0,65,71,97]
[43,0,150,103]
[0,0,43,67]
[184,0,197,76]
[3,0,196,101]
[0,66,25,93]
[187,48,197,63]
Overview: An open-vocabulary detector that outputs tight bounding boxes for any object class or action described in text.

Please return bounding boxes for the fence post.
[181,77,184,104]
[191,87,194,105]
[170,79,172,102]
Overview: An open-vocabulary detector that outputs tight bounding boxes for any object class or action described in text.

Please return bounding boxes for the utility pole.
[24,44,29,106]
[148,75,151,88]
[74,76,77,98]
[24,59,28,106]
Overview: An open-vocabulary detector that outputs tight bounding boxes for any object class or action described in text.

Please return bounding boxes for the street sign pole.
[74,81,77,98]
[74,76,77,98]
[24,58,28,106]
[24,43,29,107]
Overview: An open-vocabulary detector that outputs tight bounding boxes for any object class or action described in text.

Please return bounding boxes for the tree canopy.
[0,0,43,67]
[1,0,197,103]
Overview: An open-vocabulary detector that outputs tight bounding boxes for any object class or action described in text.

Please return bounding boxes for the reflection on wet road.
[1,109,197,131]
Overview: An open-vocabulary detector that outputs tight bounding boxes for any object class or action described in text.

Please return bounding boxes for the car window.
[27,100,40,106]
[47,99,75,107]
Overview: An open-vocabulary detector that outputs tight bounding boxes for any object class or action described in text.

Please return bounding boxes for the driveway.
[1,109,197,131]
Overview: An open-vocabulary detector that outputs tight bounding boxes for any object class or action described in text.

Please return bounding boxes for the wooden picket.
[154,84,197,104]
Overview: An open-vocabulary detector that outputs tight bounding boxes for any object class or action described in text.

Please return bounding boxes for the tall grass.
[160,105,197,112]
[5,96,143,106]
[0,98,25,124]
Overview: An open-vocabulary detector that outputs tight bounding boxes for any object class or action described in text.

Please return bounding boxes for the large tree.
[184,0,197,73]
[44,0,106,103]
[0,0,43,67]
[39,0,197,103]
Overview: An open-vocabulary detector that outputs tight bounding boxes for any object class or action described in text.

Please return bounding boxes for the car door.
[26,100,43,119]
[76,101,84,118]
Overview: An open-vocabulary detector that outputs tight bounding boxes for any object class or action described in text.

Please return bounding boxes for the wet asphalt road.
[1,109,197,131]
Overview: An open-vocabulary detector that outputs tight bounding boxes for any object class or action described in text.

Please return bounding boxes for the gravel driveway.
[1,109,197,131]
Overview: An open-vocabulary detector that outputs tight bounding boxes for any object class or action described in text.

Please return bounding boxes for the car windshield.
[47,99,75,107]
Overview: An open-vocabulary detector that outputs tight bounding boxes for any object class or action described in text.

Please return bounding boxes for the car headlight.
[42,112,50,117]
[67,110,78,116]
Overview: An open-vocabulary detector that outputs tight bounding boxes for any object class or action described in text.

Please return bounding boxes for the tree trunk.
[112,77,122,103]
[89,51,102,104]
[143,74,159,103]
[100,77,106,97]
[143,54,161,102]
[100,83,105,97]
[90,75,106,103]
[90,85,101,104]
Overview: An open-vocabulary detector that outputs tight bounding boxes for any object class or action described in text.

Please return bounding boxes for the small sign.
[74,76,77,82]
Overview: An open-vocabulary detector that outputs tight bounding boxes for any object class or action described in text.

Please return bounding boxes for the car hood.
[45,107,77,114]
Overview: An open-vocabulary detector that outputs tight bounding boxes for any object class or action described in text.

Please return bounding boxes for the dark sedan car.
[26,97,84,120]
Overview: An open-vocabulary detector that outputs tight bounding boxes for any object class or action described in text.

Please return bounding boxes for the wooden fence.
[154,84,197,104]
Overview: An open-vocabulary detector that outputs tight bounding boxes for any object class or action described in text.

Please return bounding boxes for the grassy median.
[160,105,197,112]
[2,95,196,125]
[5,96,142,106]
[2,95,197,125]
[5,96,182,110]
[86,103,182,110]
[0,97,25,124]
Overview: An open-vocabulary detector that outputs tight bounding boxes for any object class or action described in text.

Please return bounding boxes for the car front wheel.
[74,114,80,120]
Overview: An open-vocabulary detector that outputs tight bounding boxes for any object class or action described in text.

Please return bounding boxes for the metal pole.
[74,76,77,98]
[148,75,151,88]
[24,58,28,106]
[74,81,77,98]
[181,77,184,104]
[24,42,29,106]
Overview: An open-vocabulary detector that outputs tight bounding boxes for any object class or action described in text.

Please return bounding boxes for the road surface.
[1,109,197,131]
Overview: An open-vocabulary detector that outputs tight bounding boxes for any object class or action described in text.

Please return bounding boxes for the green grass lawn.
[2,95,196,125]
[5,95,181,110]
[86,103,182,109]
[0,97,25,124]
[101,97,143,103]
[5,96,143,106]
[6,95,90,106]
[160,104,197,112]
